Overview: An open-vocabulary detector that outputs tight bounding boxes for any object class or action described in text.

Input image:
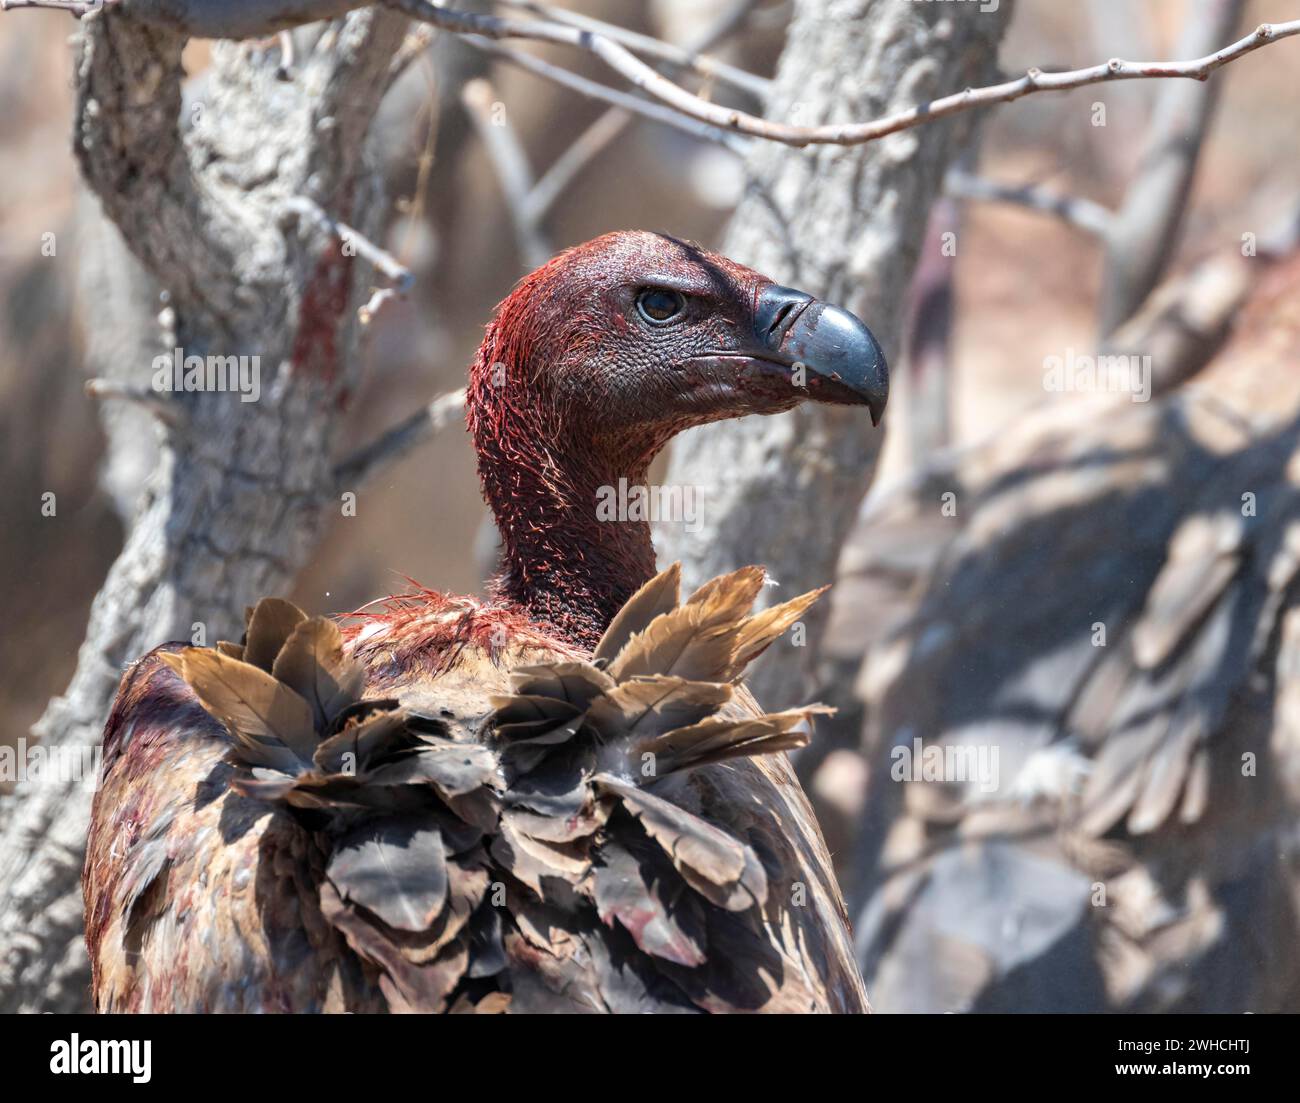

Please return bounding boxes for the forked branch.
[7,2,1299,152]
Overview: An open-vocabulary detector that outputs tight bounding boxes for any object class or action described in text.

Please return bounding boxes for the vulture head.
[466,230,889,644]
[84,232,883,1014]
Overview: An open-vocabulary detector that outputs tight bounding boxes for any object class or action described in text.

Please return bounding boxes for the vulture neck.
[476,419,663,650]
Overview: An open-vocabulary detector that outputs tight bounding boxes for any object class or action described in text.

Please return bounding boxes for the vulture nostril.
[768,302,797,342]
[755,285,815,351]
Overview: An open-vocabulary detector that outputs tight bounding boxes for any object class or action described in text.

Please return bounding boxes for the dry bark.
[0,7,408,1013]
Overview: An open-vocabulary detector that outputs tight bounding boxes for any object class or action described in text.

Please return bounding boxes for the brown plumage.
[849,254,1300,1013]
[83,231,888,1013]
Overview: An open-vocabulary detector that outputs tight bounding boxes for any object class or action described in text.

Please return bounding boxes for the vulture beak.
[753,284,890,425]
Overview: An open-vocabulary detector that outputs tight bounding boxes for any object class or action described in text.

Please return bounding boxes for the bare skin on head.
[469,230,887,646]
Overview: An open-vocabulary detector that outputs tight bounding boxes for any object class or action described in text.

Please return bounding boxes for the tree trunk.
[1096,0,1243,337]
[657,0,1013,708]
[0,8,409,1013]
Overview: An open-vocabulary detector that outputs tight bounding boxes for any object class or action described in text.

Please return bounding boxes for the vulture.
[83,231,888,1013]
[847,253,1300,1013]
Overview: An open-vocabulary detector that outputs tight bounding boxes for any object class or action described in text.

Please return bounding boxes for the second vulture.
[83,231,889,1013]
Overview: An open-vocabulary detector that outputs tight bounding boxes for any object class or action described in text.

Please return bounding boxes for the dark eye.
[636,288,686,324]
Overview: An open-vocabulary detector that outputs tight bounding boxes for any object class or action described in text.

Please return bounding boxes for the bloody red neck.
[476,430,659,649]
[466,284,665,649]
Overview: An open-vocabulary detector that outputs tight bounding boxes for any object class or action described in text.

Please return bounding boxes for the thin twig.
[385,2,1300,149]
[461,77,551,268]
[506,0,764,226]
[85,377,183,428]
[522,106,632,227]
[501,0,763,232]
[283,195,414,324]
[945,169,1114,237]
[1,0,106,13]
[14,0,1293,152]
[464,35,751,154]
[358,287,403,325]
[334,388,467,490]
[458,0,761,269]
[499,0,772,99]
[390,20,438,77]
[283,198,411,285]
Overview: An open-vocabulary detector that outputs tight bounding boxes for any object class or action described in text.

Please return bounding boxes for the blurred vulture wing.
[848,257,1300,1013]
[88,570,867,1013]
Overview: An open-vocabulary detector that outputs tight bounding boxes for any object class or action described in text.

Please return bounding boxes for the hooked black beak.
[753,284,889,425]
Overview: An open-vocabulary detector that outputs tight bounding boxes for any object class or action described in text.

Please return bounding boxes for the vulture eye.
[636,288,686,325]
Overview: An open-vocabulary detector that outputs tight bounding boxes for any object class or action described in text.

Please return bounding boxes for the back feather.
[137,564,857,1013]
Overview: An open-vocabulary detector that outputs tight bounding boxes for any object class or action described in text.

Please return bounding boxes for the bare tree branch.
[387,18,437,78]
[497,0,772,100]
[461,77,551,268]
[463,35,751,153]
[389,2,1300,148]
[2,0,100,12]
[1097,0,1247,335]
[520,0,770,217]
[282,194,415,324]
[521,105,632,227]
[0,4,409,1014]
[10,2,1299,154]
[465,0,766,260]
[84,377,183,427]
[334,387,466,490]
[945,167,1114,237]
[2,0,360,35]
